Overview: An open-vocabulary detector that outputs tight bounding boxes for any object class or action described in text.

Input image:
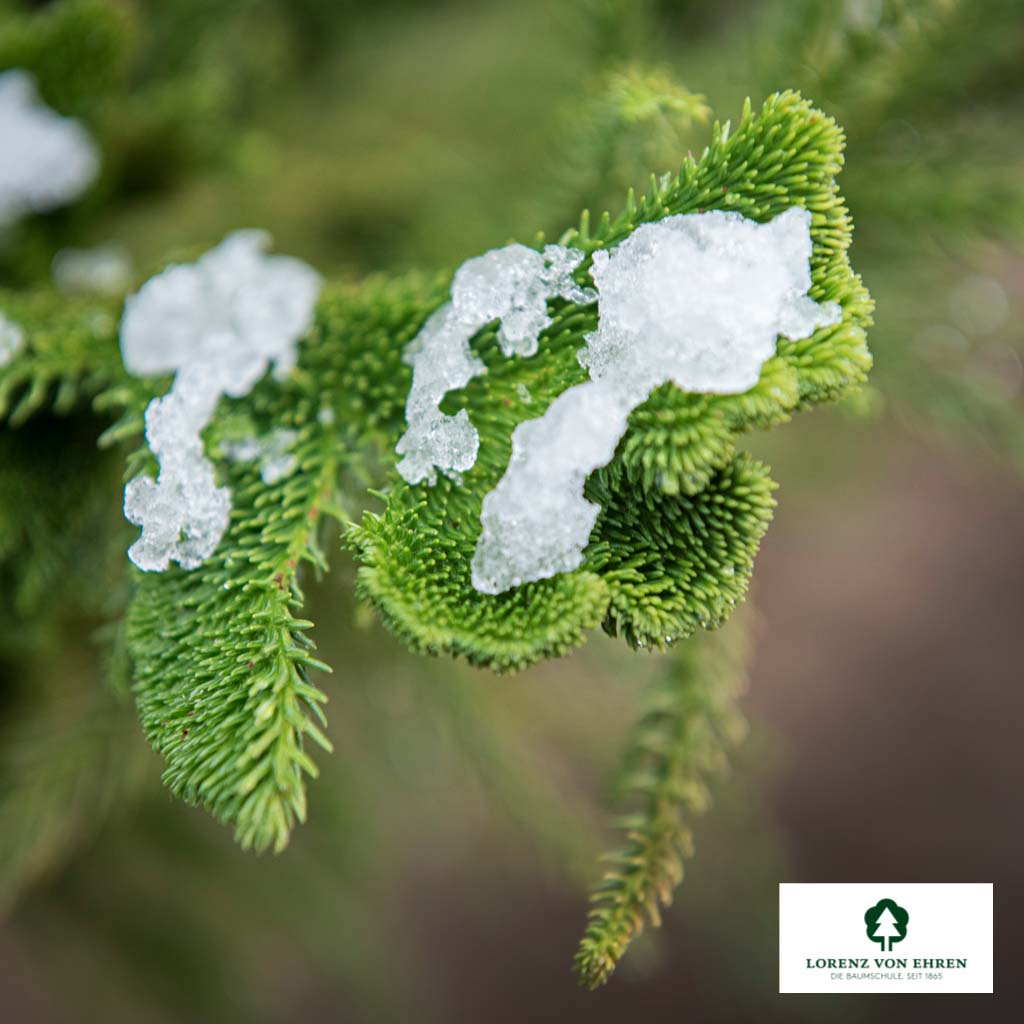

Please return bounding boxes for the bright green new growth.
[0,90,870,979]
[351,90,872,670]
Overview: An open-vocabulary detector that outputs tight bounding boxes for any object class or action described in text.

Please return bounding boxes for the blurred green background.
[1,0,1022,1020]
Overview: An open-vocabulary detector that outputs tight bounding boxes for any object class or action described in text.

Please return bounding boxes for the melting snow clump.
[471,208,841,594]
[0,70,99,228]
[396,243,592,484]
[121,230,321,571]
[0,312,25,367]
[222,428,300,485]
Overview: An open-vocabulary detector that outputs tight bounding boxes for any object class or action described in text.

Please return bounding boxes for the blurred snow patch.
[0,70,99,228]
[0,312,25,367]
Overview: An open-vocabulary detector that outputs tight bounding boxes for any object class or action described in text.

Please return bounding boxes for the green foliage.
[0,291,131,651]
[112,272,452,850]
[2,0,1022,1012]
[0,414,122,653]
[0,87,872,857]
[0,0,138,118]
[0,288,127,426]
[0,671,146,911]
[126,420,338,853]
[574,616,750,988]
[0,0,342,283]
[557,66,711,217]
[586,453,775,650]
[763,0,1024,469]
[351,91,872,672]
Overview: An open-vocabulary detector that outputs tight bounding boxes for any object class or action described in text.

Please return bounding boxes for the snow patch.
[471,208,841,594]
[0,311,25,367]
[396,243,592,484]
[221,428,300,485]
[121,230,321,572]
[0,70,99,228]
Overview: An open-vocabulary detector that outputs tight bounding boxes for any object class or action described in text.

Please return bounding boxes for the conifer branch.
[0,414,123,650]
[125,424,340,853]
[0,288,129,426]
[0,675,146,910]
[350,90,872,671]
[1,92,872,851]
[4,0,1021,1002]
[574,618,750,989]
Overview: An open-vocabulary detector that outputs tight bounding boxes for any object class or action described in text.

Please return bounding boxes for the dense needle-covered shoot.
[574,619,750,989]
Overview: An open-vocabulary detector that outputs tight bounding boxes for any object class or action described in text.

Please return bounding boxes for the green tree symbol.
[865,898,909,952]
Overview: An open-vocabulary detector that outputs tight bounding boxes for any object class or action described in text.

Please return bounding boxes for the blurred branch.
[0,672,149,912]
[574,616,750,988]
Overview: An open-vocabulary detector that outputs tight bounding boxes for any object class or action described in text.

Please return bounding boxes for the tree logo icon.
[864,898,909,952]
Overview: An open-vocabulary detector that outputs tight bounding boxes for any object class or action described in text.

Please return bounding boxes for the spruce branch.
[4,0,1023,1004]
[586,453,776,651]
[554,64,711,219]
[1,272,448,850]
[0,414,123,652]
[350,90,872,671]
[125,421,340,853]
[0,288,130,426]
[1,91,871,850]
[574,618,750,989]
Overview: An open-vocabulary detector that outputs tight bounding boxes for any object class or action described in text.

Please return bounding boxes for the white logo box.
[779,883,993,994]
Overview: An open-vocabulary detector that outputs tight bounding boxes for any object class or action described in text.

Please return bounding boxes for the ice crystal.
[121,231,321,572]
[0,311,25,367]
[0,70,99,228]
[396,243,592,484]
[471,208,841,594]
